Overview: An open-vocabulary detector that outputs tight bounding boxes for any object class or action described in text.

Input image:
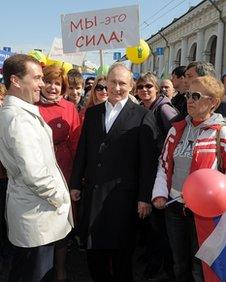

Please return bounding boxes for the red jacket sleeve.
[67,104,80,158]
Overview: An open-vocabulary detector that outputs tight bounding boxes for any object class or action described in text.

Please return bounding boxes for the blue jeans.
[165,202,204,282]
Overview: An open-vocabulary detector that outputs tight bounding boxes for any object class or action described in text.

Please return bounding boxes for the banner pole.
[99,50,103,67]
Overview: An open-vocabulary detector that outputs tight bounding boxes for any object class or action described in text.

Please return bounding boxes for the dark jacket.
[149,94,178,137]
[216,95,226,118]
[171,91,188,121]
[142,94,178,151]
[70,99,159,249]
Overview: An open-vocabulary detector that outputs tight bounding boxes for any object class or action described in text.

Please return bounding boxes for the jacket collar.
[173,114,225,132]
[38,96,67,108]
[4,95,41,117]
[172,119,187,131]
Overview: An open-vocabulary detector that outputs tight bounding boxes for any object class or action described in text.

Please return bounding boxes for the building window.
[205,35,217,66]
[188,43,197,62]
[210,36,217,66]
[174,49,181,66]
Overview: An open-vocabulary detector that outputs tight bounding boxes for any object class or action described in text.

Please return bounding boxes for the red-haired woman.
[38,64,80,281]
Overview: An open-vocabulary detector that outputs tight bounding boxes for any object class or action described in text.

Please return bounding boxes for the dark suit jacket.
[70,99,159,249]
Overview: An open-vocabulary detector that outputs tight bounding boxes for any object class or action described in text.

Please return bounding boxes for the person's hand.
[152,197,167,209]
[138,201,152,219]
[50,192,70,213]
[70,189,81,202]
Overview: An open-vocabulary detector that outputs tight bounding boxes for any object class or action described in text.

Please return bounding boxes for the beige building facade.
[131,0,226,79]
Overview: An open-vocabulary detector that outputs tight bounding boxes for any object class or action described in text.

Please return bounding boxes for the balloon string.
[165,196,181,207]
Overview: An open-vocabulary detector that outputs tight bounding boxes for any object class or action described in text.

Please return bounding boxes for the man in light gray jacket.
[0,54,73,281]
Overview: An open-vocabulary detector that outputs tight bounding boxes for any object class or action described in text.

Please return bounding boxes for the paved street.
[0,243,170,282]
[0,223,172,282]
[66,244,148,282]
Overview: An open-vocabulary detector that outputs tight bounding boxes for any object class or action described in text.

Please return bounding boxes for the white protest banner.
[61,5,140,53]
[48,37,86,66]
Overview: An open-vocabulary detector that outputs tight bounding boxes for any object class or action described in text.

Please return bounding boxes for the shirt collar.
[4,95,41,117]
[105,97,128,111]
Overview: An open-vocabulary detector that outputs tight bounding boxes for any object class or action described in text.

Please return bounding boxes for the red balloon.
[182,168,226,217]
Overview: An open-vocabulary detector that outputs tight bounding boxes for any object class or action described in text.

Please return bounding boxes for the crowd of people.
[0,54,226,282]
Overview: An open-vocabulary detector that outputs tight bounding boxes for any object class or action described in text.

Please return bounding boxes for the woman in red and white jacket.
[152,75,226,282]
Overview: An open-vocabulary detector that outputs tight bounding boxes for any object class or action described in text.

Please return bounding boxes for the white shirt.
[105,97,128,133]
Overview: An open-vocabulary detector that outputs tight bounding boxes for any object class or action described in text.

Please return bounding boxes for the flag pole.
[99,50,103,67]
[165,196,181,207]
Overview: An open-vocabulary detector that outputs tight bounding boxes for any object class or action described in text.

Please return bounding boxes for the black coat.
[70,99,159,249]
[171,92,188,121]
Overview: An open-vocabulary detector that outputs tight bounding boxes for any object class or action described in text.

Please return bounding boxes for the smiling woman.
[85,75,107,108]
[38,64,81,281]
[136,72,178,138]
[41,65,67,102]
[38,64,80,183]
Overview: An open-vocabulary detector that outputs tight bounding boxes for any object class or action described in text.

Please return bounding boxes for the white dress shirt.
[105,97,128,133]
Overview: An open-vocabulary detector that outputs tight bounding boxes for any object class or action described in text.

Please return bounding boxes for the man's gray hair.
[107,63,133,82]
[186,61,216,77]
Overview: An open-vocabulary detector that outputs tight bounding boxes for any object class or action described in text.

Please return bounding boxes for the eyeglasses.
[185,91,210,101]
[137,84,154,90]
[160,86,170,90]
[95,84,108,91]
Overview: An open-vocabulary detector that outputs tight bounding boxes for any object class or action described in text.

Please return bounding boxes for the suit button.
[97,163,102,168]
[94,184,99,189]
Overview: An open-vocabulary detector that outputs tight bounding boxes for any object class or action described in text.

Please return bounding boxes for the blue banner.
[113,52,121,60]
[156,47,164,56]
[82,72,96,79]
[3,47,11,53]
[0,50,14,68]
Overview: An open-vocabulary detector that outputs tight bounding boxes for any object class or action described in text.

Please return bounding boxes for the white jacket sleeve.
[151,126,176,201]
[152,159,169,200]
[7,116,65,208]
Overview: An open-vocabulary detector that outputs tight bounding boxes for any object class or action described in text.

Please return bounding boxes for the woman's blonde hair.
[191,76,225,109]
[0,83,6,97]
[136,72,160,93]
[86,75,107,108]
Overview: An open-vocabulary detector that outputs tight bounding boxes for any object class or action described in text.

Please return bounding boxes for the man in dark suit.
[70,63,159,282]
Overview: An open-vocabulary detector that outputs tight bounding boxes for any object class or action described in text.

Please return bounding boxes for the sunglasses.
[95,84,108,91]
[185,91,210,101]
[137,84,154,90]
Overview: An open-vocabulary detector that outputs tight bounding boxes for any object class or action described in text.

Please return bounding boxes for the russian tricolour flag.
[195,213,226,282]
